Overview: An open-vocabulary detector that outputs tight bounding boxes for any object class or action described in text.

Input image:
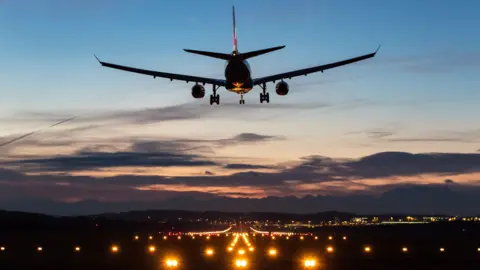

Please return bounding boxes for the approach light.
[235,259,247,268]
[166,259,178,267]
[304,259,316,267]
[149,236,153,240]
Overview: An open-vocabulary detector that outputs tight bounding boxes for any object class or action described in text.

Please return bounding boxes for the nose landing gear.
[239,94,245,104]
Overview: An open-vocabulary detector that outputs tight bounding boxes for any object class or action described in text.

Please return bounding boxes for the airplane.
[95,6,379,105]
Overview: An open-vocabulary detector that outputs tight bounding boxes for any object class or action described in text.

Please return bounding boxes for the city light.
[343,236,347,240]
[440,247,445,252]
[74,246,81,252]
[402,247,408,253]
[326,246,334,253]
[134,235,139,240]
[249,246,254,252]
[228,247,233,252]
[328,236,333,240]
[238,249,245,255]
[177,236,182,240]
[37,247,43,252]
[0,246,5,251]
[149,236,153,240]
[148,245,156,253]
[364,246,371,253]
[268,248,277,256]
[163,236,168,240]
[111,245,119,253]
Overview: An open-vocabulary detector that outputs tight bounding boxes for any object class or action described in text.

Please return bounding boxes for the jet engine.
[191,84,205,98]
[275,81,289,96]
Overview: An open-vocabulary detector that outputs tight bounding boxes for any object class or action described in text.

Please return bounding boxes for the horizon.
[1,0,480,215]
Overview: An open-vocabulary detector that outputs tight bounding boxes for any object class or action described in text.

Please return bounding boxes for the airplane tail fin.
[233,5,238,52]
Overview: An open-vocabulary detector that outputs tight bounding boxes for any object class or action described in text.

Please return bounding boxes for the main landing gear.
[259,82,270,103]
[210,85,220,105]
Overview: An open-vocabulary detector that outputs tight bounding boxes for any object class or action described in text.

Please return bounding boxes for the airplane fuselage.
[224,53,253,94]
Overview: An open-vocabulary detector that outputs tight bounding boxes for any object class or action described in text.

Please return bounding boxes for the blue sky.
[0,0,480,211]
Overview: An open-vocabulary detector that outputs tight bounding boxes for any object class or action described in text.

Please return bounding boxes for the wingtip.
[375,45,381,54]
[94,54,101,63]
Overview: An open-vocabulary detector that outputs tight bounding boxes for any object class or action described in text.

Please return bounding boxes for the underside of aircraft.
[95,6,379,105]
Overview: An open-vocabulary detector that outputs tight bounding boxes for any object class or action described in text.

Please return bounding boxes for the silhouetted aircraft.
[95,6,379,105]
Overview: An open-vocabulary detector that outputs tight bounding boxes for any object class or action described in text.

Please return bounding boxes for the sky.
[0,0,480,215]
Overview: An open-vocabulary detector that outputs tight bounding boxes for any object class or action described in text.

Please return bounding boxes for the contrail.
[0,116,77,149]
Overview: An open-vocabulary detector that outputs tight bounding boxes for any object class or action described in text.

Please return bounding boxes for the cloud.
[223,163,274,170]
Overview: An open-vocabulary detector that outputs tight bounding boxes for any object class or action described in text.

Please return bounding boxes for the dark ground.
[1,221,480,269]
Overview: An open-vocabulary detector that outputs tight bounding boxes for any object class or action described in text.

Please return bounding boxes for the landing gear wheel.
[239,94,245,104]
[260,93,270,103]
[210,94,220,105]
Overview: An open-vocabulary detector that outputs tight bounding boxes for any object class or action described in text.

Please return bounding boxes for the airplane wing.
[94,55,226,86]
[253,46,380,86]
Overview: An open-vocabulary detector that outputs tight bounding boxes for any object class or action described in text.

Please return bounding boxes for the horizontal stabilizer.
[183,49,231,60]
[241,45,285,59]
